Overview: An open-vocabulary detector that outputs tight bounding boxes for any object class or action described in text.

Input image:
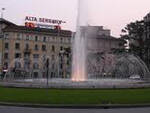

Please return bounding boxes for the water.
[72,0,88,81]
[111,54,150,79]
[87,53,150,79]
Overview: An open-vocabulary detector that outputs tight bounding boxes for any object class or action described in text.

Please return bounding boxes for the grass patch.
[0,87,150,105]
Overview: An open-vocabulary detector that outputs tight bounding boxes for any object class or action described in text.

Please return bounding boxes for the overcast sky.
[0,0,150,37]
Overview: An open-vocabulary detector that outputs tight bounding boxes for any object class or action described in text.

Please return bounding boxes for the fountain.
[70,0,150,84]
[72,0,88,81]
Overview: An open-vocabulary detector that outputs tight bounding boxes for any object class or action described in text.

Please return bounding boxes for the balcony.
[24,48,32,54]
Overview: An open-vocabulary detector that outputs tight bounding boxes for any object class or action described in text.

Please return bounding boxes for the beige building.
[0,18,72,78]
[0,19,124,79]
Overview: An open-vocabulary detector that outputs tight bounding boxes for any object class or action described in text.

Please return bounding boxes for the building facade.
[0,19,125,79]
[82,26,124,54]
[80,26,125,78]
[0,18,72,78]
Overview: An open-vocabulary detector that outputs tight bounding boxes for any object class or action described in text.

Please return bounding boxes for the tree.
[121,20,145,59]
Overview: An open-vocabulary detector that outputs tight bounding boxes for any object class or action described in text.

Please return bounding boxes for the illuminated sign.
[25,16,66,25]
[25,22,61,30]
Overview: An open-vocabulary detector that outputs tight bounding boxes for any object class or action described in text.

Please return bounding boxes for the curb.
[0,102,150,109]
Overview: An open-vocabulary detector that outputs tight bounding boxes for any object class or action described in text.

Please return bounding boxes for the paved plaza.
[0,106,150,113]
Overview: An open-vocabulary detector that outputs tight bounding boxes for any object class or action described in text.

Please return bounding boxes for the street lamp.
[1,8,5,18]
[46,58,49,88]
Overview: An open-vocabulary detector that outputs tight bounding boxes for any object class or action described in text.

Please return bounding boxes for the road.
[0,106,150,113]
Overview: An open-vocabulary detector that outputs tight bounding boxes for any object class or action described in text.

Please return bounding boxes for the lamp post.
[46,58,49,88]
[1,8,5,18]
[59,50,64,78]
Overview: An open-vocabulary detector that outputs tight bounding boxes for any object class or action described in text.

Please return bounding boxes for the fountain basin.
[1,78,150,89]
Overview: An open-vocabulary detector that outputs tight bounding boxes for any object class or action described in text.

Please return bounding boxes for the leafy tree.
[121,20,145,59]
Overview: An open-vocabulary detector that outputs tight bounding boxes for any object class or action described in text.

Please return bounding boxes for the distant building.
[0,18,72,78]
[81,26,124,54]
[79,26,125,78]
[84,26,111,36]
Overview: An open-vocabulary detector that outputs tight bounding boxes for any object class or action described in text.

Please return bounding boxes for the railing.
[24,48,32,54]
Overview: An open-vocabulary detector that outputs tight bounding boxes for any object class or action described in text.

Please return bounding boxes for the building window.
[60,38,63,43]
[24,62,30,69]
[25,43,29,50]
[35,36,38,41]
[52,45,55,52]
[15,62,21,68]
[34,44,39,51]
[43,37,46,42]
[29,35,33,41]
[33,72,38,78]
[33,63,39,69]
[26,35,29,40]
[5,34,9,39]
[24,53,30,59]
[17,33,21,40]
[15,53,21,58]
[67,60,70,65]
[60,56,63,62]
[5,43,9,49]
[33,54,39,59]
[60,63,63,69]
[60,46,63,51]
[15,43,20,50]
[4,53,9,59]
[42,54,46,62]
[42,45,46,51]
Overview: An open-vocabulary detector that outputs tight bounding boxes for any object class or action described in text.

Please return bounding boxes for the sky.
[0,0,150,37]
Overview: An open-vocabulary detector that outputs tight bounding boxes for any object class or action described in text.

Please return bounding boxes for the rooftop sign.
[25,16,66,25]
[25,16,65,30]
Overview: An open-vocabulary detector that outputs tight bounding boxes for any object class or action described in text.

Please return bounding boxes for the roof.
[0,18,72,37]
[0,18,16,26]
[98,35,123,41]
[3,25,72,37]
[88,34,124,42]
